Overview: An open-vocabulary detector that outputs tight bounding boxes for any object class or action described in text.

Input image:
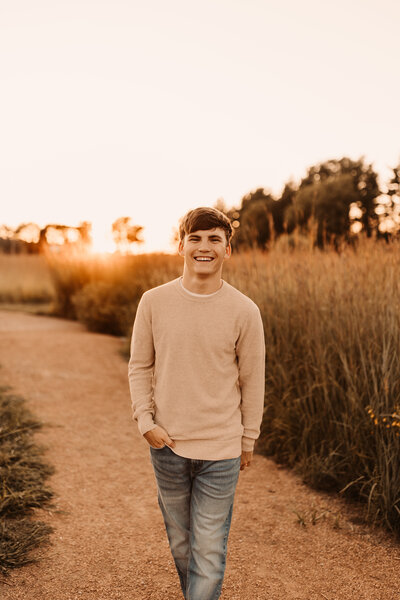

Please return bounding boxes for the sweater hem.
[169,436,242,460]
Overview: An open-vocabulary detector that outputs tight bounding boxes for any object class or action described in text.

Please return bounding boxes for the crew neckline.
[174,276,228,303]
[179,276,221,297]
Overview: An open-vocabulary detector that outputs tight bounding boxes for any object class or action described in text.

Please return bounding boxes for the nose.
[198,239,212,252]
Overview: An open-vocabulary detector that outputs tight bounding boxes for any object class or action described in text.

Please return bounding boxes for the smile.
[194,257,214,262]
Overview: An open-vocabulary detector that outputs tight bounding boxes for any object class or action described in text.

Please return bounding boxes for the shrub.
[46,250,182,325]
[72,280,143,336]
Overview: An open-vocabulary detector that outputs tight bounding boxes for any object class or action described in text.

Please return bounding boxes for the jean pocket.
[150,444,166,451]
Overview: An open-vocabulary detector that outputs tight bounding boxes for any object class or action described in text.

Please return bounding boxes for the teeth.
[195,257,213,261]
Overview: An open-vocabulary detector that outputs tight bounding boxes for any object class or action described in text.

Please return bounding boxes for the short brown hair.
[179,207,233,246]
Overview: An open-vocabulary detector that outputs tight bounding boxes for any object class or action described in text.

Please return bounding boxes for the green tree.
[299,156,380,237]
[274,181,297,235]
[231,188,275,251]
[289,174,358,248]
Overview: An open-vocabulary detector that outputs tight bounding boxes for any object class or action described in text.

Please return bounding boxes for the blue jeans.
[149,445,241,600]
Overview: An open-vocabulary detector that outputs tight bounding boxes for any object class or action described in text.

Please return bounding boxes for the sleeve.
[235,304,266,452]
[128,293,158,436]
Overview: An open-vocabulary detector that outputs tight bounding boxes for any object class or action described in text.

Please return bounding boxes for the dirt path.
[0,309,399,600]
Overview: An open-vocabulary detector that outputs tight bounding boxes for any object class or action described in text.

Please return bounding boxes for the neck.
[181,271,223,294]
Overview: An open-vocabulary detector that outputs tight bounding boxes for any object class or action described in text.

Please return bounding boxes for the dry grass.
[225,238,400,534]
[0,255,54,304]
[45,249,182,333]
[0,387,54,576]
[4,237,400,534]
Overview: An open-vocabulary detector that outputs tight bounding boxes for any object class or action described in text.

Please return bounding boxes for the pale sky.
[1,0,399,253]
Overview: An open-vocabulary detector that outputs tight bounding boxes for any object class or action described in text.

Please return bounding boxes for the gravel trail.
[0,309,399,600]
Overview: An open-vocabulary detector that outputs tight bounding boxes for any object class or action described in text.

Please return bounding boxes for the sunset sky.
[1,0,399,253]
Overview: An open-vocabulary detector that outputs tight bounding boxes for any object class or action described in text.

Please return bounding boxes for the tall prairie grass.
[226,239,400,534]
[38,238,400,533]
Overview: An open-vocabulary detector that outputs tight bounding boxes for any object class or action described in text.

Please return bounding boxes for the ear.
[224,243,231,260]
[178,240,184,256]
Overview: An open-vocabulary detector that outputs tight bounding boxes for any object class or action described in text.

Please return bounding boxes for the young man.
[128,206,265,600]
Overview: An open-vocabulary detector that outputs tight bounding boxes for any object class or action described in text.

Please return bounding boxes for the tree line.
[0,217,143,254]
[2,155,399,254]
[220,156,400,251]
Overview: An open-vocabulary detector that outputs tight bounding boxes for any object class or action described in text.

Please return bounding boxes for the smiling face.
[178,227,231,278]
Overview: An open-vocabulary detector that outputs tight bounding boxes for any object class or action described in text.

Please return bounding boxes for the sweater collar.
[173,277,228,302]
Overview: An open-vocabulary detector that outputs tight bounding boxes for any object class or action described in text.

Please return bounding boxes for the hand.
[144,425,176,449]
[240,450,253,471]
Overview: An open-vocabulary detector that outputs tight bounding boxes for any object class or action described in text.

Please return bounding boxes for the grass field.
[232,239,400,534]
[1,238,400,535]
[0,254,54,304]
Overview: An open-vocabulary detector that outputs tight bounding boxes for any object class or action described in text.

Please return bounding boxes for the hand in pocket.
[144,425,176,449]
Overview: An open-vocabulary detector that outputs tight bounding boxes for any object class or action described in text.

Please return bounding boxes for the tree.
[6,222,41,253]
[383,163,400,236]
[274,181,297,235]
[112,217,144,253]
[14,222,41,244]
[299,156,380,237]
[211,199,242,246]
[0,224,26,253]
[230,188,275,251]
[213,198,229,215]
[387,163,400,199]
[288,174,358,248]
[76,221,92,248]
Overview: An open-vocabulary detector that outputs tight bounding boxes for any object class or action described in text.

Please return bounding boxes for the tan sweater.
[128,276,265,460]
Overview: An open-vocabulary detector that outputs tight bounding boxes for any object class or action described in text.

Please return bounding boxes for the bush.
[46,250,182,326]
[72,281,143,336]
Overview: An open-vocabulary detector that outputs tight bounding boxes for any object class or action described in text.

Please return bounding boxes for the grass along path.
[0,388,54,577]
[0,309,399,600]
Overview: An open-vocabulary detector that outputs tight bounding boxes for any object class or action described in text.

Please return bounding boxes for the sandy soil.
[0,309,399,600]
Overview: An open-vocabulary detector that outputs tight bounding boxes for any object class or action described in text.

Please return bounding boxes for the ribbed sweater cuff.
[137,415,157,436]
[241,436,256,452]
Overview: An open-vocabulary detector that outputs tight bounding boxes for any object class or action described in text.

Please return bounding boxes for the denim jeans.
[149,445,241,600]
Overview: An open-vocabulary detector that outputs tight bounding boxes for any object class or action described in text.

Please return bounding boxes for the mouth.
[194,257,214,262]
